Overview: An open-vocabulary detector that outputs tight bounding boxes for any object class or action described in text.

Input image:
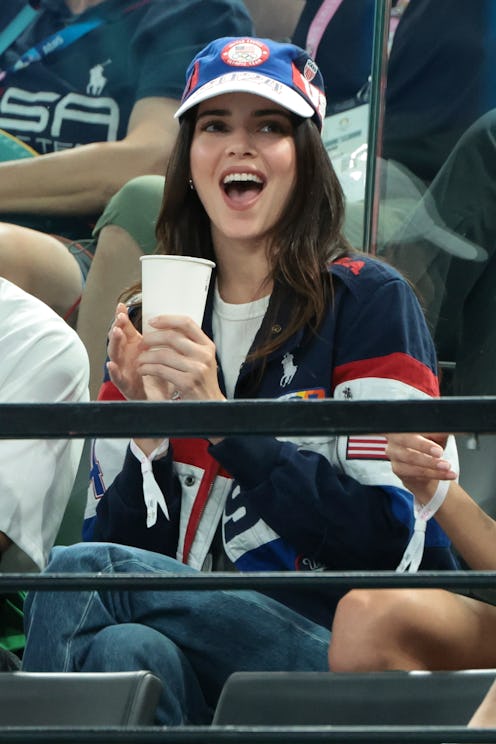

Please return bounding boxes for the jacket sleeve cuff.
[209,435,286,487]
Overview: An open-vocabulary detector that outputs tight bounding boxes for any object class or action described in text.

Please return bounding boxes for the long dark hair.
[125,108,353,358]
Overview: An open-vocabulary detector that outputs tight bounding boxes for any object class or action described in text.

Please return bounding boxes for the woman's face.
[190,92,297,251]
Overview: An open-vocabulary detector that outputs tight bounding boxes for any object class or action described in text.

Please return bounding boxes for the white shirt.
[0,279,89,570]
[212,285,270,398]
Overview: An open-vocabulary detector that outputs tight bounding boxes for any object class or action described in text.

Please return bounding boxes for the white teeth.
[223,173,263,184]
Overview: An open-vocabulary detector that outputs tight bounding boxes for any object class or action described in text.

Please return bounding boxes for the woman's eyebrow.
[196,108,291,120]
[253,109,292,119]
[196,108,229,120]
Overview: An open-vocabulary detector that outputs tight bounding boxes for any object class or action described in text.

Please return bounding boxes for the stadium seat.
[212,670,496,726]
[0,671,162,725]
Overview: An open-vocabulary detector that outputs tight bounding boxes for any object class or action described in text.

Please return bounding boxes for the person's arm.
[0,97,178,216]
[0,279,89,569]
[386,432,496,569]
[211,434,412,569]
[91,443,181,556]
[84,305,195,551]
[212,266,451,571]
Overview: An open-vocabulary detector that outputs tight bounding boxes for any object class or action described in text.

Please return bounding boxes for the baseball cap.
[175,37,327,131]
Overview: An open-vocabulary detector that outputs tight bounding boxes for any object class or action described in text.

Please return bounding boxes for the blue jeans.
[22,543,330,725]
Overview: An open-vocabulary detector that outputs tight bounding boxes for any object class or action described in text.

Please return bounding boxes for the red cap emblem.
[221,39,270,67]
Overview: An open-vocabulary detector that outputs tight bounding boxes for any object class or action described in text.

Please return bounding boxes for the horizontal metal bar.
[0,726,495,743]
[1,571,495,592]
[2,397,496,438]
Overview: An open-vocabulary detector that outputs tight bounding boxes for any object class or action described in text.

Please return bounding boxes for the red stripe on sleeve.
[332,352,439,397]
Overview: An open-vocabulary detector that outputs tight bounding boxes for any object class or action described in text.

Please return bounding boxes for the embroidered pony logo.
[280,352,297,387]
[87,61,111,95]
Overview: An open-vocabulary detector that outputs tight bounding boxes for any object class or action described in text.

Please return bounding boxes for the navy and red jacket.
[84,254,459,629]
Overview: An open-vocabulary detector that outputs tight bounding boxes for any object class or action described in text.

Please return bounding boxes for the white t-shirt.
[0,279,89,570]
[212,285,270,399]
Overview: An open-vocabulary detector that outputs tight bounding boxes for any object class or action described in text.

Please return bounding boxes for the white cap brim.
[175,71,315,120]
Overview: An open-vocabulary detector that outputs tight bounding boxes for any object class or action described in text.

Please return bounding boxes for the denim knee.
[82,623,212,725]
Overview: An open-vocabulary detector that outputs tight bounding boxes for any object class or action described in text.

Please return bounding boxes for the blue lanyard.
[0,15,105,82]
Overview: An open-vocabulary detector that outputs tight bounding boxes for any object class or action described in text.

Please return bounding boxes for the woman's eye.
[200,120,228,133]
[259,120,291,134]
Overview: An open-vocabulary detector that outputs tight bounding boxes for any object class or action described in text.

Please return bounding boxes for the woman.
[329,431,496,674]
[22,36,456,725]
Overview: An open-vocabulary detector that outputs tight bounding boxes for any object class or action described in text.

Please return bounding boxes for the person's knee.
[0,223,47,287]
[329,590,376,671]
[0,223,82,314]
[82,623,211,725]
[329,589,407,672]
[104,175,163,220]
[45,543,111,573]
[83,624,166,671]
[94,175,165,253]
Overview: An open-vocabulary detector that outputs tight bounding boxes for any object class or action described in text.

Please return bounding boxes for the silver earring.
[188,178,195,190]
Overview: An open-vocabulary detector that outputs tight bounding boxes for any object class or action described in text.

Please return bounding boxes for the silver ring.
[170,390,182,401]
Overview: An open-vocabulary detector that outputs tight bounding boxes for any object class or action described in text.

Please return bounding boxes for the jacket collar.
[203,276,306,397]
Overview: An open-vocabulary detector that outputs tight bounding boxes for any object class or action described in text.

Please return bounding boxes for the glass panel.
[291,0,377,249]
[376,0,496,397]
[263,0,496,397]
[248,0,382,255]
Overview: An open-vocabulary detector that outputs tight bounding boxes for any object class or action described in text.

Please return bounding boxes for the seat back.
[213,670,496,726]
[0,671,162,726]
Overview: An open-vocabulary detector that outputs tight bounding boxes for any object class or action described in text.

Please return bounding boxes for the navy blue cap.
[175,37,327,130]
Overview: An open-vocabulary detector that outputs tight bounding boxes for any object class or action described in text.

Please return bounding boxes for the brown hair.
[123,110,353,359]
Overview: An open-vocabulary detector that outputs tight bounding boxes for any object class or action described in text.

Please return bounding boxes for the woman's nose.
[226,128,256,157]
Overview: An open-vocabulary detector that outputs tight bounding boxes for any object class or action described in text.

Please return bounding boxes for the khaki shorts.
[92,174,165,256]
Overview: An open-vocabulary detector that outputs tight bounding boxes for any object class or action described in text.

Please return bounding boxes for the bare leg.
[0,223,82,320]
[77,225,142,398]
[469,679,496,727]
[329,588,496,671]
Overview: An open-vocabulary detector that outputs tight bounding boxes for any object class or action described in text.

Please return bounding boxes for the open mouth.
[222,172,265,202]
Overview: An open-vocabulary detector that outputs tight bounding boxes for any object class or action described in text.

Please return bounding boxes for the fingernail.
[429,445,444,456]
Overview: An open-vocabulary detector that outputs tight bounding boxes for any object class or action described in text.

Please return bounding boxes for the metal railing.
[2,396,496,438]
[0,725,495,743]
[2,396,496,741]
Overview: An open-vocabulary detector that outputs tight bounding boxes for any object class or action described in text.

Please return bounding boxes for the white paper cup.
[140,255,215,336]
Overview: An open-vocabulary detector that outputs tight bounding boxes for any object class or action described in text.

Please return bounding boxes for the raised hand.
[107,303,147,400]
[137,314,225,402]
[385,432,457,504]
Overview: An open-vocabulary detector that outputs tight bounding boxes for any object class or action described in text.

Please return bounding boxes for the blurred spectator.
[0,277,89,657]
[245,0,304,40]
[293,0,496,181]
[383,111,496,395]
[0,0,254,324]
[383,0,496,184]
[293,0,374,114]
[294,0,496,395]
